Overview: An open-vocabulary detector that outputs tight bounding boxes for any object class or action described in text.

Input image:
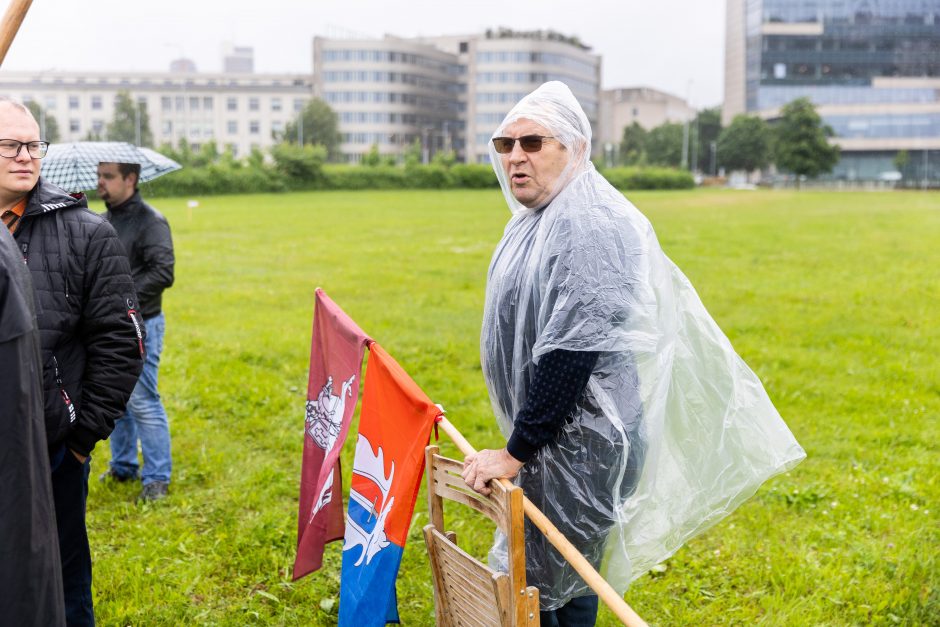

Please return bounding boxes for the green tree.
[281,98,341,160]
[106,91,154,146]
[25,101,60,143]
[716,114,772,173]
[619,122,647,165]
[431,149,456,168]
[893,150,910,175]
[694,107,722,174]
[270,142,326,185]
[645,122,684,167]
[774,97,839,182]
[191,140,220,168]
[403,139,422,168]
[361,144,382,167]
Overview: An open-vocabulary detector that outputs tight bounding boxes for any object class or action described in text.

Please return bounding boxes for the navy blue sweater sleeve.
[506,349,599,462]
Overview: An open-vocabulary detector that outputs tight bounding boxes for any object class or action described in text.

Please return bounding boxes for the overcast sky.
[3,0,726,107]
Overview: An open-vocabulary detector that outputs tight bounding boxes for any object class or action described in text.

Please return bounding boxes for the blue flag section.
[336,344,440,626]
[338,541,403,625]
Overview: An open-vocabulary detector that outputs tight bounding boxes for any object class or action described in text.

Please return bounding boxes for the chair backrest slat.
[423,445,539,626]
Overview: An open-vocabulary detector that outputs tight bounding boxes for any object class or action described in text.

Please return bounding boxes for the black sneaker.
[137,481,169,503]
[99,469,139,483]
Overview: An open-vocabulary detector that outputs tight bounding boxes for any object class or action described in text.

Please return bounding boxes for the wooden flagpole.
[436,416,648,627]
[0,0,33,66]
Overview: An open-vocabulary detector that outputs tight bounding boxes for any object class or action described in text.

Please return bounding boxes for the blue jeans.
[109,313,172,485]
[540,595,599,627]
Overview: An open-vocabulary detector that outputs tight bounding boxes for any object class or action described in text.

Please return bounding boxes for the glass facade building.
[725,0,940,181]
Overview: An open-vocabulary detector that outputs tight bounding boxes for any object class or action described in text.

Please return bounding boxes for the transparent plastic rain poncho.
[481,82,806,610]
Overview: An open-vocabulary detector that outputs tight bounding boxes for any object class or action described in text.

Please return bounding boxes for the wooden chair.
[423,445,539,626]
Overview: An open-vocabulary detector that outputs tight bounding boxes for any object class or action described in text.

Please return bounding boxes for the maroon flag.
[294,288,371,580]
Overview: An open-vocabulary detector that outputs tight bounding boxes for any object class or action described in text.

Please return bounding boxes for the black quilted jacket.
[104,191,174,319]
[13,178,144,456]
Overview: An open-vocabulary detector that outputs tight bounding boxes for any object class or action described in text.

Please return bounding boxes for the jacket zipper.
[52,356,78,424]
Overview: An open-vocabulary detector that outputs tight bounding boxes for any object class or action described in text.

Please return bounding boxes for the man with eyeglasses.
[0,96,143,626]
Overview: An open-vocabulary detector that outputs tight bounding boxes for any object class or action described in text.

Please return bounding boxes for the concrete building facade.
[313,36,465,163]
[596,86,696,153]
[315,28,601,163]
[0,70,313,158]
[724,0,940,181]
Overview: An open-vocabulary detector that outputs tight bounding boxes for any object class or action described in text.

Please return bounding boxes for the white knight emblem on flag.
[306,374,356,452]
[306,373,356,521]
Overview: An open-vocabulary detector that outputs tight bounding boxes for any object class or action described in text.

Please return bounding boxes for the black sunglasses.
[492,135,555,154]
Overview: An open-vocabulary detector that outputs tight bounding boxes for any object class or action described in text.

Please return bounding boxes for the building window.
[162,121,173,134]
[249,97,259,111]
[227,143,238,157]
[271,97,282,112]
[249,120,260,134]
[69,96,80,110]
[92,119,104,133]
[227,121,238,134]
[293,98,304,112]
[227,97,237,111]
[203,96,213,110]
[91,95,102,110]
[44,97,56,110]
[69,119,80,132]
[176,96,185,111]
[189,96,200,110]
[161,96,172,111]
[272,120,284,133]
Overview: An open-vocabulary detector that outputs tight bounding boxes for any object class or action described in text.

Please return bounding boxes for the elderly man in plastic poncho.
[462,82,805,626]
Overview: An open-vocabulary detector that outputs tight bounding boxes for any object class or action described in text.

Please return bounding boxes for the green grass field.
[85,188,938,626]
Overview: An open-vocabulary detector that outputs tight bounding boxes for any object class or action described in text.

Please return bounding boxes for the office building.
[596,87,696,151]
[223,44,255,74]
[314,28,602,163]
[724,0,940,180]
[313,36,465,163]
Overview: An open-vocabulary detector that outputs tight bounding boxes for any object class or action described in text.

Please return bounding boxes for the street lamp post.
[135,101,141,146]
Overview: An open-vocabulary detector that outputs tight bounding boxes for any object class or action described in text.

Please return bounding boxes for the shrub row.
[138,162,693,198]
[599,167,695,190]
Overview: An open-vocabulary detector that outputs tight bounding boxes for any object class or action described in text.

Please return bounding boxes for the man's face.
[0,104,42,204]
[498,118,569,209]
[97,162,136,205]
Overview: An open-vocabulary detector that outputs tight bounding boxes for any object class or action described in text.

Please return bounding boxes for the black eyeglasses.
[0,139,49,159]
[492,135,555,154]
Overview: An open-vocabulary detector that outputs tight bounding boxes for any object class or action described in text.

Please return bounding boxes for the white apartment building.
[0,70,313,158]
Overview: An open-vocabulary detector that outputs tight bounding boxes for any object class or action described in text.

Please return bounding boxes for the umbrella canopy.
[40,142,182,192]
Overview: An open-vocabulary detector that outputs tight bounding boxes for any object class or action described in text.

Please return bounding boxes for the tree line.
[619,98,840,181]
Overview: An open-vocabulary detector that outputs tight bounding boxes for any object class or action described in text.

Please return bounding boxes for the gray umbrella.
[40,141,182,192]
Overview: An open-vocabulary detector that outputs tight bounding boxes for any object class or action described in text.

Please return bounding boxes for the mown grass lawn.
[86,188,938,626]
